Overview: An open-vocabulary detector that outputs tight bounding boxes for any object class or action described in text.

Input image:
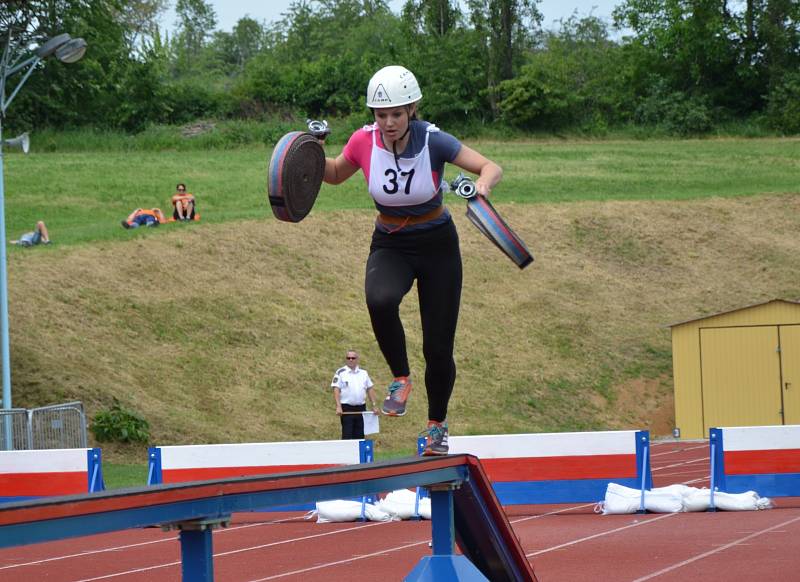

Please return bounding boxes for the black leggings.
[365,219,462,422]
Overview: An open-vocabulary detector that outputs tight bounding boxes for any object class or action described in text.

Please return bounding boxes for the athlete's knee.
[423,340,455,363]
[366,287,403,314]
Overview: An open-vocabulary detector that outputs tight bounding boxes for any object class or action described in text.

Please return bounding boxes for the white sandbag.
[307,499,394,523]
[607,482,642,498]
[684,489,773,512]
[653,483,696,498]
[598,482,683,514]
[682,489,713,512]
[598,482,644,514]
[643,490,684,513]
[599,482,775,514]
[716,491,772,511]
[377,488,432,520]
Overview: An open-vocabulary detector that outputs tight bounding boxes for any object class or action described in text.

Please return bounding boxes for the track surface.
[1,440,797,581]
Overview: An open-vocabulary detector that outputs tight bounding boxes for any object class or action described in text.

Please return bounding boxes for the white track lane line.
[652,458,706,472]
[650,444,707,457]
[526,513,678,557]
[0,517,298,570]
[0,537,179,571]
[678,477,707,486]
[656,471,709,480]
[246,539,430,581]
[73,521,390,581]
[509,503,597,524]
[630,515,800,582]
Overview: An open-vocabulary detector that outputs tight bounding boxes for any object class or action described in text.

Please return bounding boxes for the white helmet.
[366,65,422,108]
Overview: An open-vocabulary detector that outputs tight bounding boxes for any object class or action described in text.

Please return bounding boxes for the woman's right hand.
[306,119,331,143]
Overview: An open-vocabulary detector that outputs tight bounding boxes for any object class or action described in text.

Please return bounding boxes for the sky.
[160,1,619,34]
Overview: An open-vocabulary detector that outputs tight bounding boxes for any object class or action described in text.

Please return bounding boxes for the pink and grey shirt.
[342,120,462,231]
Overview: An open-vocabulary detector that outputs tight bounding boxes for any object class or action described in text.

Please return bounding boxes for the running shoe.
[381,376,412,416]
[420,421,449,456]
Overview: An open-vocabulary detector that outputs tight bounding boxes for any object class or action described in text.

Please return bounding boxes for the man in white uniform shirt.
[331,350,379,439]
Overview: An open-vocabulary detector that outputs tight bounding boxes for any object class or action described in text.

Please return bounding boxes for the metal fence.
[0,401,87,450]
[30,401,87,449]
[0,409,30,450]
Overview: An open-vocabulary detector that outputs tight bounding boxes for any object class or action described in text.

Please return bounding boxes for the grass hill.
[8,188,800,463]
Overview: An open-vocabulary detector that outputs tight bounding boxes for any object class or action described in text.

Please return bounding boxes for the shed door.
[700,326,782,432]
[781,325,800,424]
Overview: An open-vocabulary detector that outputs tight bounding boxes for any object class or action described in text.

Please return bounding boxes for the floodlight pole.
[0,119,8,439]
[0,30,19,450]
[0,28,87,450]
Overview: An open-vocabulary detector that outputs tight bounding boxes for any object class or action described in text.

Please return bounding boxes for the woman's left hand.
[452,144,502,197]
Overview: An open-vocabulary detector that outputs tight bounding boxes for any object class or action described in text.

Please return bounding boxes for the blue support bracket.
[408,436,427,521]
[180,527,213,581]
[430,485,456,555]
[405,556,490,581]
[708,428,725,512]
[87,448,105,493]
[359,439,374,464]
[634,430,653,490]
[164,515,230,582]
[147,447,163,486]
[360,439,375,507]
[633,430,652,514]
[406,483,488,581]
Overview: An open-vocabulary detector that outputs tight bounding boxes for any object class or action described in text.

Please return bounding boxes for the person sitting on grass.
[170,183,198,222]
[10,220,51,247]
[121,208,166,229]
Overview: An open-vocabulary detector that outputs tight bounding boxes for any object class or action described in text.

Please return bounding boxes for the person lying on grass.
[121,208,166,229]
[10,220,51,246]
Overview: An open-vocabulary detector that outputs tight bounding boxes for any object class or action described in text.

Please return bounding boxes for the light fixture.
[35,33,72,59]
[55,38,88,64]
[3,132,29,154]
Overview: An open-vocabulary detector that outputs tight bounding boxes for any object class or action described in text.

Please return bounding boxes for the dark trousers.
[340,403,366,439]
[365,219,462,423]
[173,205,195,220]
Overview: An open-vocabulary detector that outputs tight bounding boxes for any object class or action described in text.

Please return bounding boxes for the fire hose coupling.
[450,172,477,199]
[306,118,331,139]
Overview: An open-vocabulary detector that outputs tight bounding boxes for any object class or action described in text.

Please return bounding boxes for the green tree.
[765,70,800,133]
[496,15,629,131]
[399,1,490,124]
[228,16,265,70]
[2,0,146,130]
[111,0,169,53]
[614,0,738,95]
[732,0,800,115]
[234,0,399,118]
[173,0,217,74]
[613,0,800,123]
[402,0,461,36]
[465,0,542,116]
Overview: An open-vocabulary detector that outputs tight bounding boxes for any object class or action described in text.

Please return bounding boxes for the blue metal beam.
[0,462,467,547]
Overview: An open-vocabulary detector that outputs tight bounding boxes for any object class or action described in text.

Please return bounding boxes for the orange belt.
[377,205,445,227]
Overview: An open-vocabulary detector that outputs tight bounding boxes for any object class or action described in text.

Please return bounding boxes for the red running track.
[0,440,798,581]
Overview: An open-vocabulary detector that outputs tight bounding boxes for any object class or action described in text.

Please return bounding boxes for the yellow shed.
[670,299,800,439]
